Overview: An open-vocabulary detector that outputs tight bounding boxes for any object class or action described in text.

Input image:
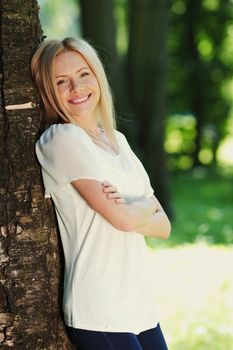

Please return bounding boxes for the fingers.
[115,197,126,204]
[101,181,126,204]
[106,191,122,199]
[102,181,117,194]
[102,181,112,187]
[103,186,118,194]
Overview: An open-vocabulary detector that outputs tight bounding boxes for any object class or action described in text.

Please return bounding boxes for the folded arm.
[101,181,171,239]
[71,179,156,232]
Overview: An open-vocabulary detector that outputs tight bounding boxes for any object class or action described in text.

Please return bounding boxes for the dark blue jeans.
[66,323,168,350]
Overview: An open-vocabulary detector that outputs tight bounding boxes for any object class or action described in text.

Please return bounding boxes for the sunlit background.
[38,1,233,349]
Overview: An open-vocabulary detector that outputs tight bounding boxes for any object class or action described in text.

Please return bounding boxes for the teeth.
[69,95,90,104]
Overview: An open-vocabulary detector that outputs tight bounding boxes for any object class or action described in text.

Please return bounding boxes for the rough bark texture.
[0,1,73,349]
[127,0,171,216]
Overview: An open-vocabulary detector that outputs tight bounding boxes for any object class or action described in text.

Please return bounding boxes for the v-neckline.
[77,125,121,158]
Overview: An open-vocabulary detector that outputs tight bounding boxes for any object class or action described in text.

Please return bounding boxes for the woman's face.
[54,50,100,123]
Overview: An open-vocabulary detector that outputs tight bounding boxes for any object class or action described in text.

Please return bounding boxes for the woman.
[31,37,171,350]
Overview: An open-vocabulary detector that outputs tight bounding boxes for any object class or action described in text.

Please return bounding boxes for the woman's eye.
[80,72,89,78]
[57,79,68,86]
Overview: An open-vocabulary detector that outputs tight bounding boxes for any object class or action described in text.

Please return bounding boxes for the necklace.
[83,127,119,156]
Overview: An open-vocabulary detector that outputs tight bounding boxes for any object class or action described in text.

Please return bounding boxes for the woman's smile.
[67,93,92,105]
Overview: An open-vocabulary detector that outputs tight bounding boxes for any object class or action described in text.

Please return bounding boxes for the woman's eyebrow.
[55,67,89,78]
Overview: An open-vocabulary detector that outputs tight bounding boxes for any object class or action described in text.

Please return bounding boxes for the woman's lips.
[67,93,92,104]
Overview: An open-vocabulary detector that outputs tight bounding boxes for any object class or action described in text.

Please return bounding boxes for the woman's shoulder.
[114,129,131,150]
[114,129,127,142]
[37,123,88,147]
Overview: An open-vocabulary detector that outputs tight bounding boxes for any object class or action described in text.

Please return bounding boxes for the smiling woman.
[31,37,170,350]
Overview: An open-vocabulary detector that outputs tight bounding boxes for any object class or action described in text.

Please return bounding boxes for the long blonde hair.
[31,37,117,147]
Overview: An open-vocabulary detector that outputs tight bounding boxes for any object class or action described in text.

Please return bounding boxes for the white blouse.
[35,123,159,334]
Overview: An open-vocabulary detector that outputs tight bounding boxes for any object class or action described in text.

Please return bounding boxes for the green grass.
[147,166,233,248]
[149,244,233,350]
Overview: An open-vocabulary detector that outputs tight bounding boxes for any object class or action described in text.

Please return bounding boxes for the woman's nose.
[70,76,86,92]
[70,78,80,91]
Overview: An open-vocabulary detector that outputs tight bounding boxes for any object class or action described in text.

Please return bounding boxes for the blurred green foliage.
[165,114,197,170]
[114,0,128,55]
[147,167,233,247]
[165,114,233,169]
[39,0,80,38]
[171,168,233,245]
[168,0,233,167]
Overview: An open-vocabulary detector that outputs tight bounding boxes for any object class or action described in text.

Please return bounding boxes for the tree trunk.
[127,0,171,216]
[0,1,72,349]
[79,0,130,126]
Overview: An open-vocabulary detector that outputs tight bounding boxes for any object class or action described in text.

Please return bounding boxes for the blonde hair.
[31,37,117,147]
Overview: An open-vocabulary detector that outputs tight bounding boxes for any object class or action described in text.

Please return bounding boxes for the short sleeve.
[36,124,104,198]
[117,131,154,198]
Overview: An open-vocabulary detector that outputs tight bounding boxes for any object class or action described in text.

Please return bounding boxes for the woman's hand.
[102,181,126,204]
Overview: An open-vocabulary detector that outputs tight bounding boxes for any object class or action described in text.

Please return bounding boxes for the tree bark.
[0,1,72,349]
[127,0,171,215]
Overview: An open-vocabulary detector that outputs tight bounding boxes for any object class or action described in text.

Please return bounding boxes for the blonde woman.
[31,37,170,350]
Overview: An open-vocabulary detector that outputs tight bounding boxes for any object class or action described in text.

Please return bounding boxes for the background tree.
[0,1,72,348]
[127,0,171,214]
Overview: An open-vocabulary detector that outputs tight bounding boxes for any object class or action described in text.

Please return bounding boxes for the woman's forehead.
[54,50,90,77]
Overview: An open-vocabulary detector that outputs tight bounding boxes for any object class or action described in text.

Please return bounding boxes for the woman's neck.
[72,114,99,136]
